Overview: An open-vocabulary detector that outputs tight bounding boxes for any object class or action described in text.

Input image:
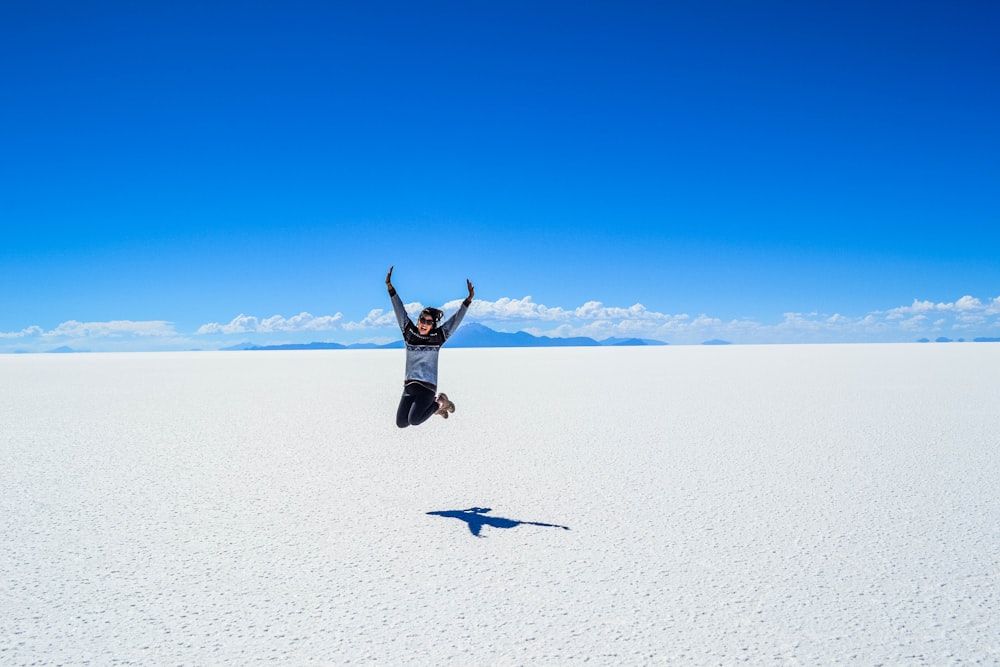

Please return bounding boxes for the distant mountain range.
[225,323,668,351]
[27,330,1000,354]
[918,337,1000,343]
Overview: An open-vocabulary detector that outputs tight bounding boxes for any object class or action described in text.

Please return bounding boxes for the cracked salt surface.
[2,344,999,664]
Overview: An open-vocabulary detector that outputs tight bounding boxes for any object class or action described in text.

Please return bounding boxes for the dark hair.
[420,307,444,324]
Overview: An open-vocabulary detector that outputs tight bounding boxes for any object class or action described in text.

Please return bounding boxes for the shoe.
[437,393,456,414]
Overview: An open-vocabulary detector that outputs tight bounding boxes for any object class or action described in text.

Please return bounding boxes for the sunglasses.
[418,317,436,325]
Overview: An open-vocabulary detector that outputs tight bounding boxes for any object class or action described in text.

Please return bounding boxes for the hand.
[386,266,394,290]
[465,278,475,303]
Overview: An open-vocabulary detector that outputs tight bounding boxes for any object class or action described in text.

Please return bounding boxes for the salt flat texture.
[2,344,999,665]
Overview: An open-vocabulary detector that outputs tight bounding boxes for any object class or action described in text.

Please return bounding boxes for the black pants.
[396,383,438,428]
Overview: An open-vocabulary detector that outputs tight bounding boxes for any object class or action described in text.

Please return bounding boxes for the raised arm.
[441,278,475,339]
[386,265,396,297]
[386,265,410,331]
[463,278,475,307]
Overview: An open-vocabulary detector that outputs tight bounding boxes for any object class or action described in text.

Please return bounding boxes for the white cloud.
[44,320,176,338]
[444,296,568,321]
[476,294,997,343]
[898,315,929,331]
[511,295,1000,344]
[886,296,996,319]
[196,312,343,335]
[9,293,997,353]
[0,320,181,352]
[449,296,689,327]
[259,312,343,332]
[342,308,398,331]
[0,325,44,339]
[196,314,258,335]
[953,296,982,312]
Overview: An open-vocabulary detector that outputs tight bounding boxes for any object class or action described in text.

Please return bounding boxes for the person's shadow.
[427,507,571,537]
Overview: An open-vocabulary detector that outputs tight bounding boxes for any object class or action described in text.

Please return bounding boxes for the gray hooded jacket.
[391,291,468,390]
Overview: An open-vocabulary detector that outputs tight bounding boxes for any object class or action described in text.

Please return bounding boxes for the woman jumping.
[386,266,474,428]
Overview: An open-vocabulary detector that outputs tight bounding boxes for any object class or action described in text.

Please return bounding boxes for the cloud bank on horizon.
[3,295,999,353]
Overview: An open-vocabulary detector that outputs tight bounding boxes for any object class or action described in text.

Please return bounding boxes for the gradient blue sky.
[3,1,998,351]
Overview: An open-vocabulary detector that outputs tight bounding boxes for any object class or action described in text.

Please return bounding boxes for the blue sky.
[2,1,998,352]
